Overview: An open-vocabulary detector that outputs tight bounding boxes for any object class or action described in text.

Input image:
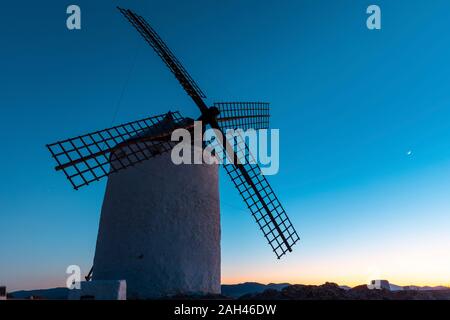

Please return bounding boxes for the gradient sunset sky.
[1,0,450,291]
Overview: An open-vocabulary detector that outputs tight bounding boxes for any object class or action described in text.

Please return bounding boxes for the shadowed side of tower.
[92,143,220,299]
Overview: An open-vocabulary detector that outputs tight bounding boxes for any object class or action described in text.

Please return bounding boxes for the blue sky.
[1,0,450,290]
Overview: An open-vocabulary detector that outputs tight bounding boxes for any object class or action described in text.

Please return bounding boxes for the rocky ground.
[238,282,450,300]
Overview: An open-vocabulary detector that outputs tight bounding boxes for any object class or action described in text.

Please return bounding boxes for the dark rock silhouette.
[221,282,290,298]
[239,282,450,300]
[239,282,347,300]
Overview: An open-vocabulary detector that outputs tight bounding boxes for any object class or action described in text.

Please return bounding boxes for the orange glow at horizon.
[222,230,450,288]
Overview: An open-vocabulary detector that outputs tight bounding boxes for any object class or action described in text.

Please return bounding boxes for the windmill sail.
[117,7,207,105]
[224,162,300,258]
[216,102,270,131]
[47,112,188,189]
[212,129,300,258]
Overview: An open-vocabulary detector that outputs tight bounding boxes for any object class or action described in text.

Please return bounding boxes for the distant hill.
[10,287,69,300]
[406,285,450,291]
[221,282,290,298]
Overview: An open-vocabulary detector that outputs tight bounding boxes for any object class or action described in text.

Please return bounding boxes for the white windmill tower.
[47,7,300,299]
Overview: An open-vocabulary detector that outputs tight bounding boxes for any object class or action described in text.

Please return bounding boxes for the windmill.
[47,7,300,298]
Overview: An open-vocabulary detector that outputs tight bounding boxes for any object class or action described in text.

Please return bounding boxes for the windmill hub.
[198,106,220,124]
[207,106,221,120]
